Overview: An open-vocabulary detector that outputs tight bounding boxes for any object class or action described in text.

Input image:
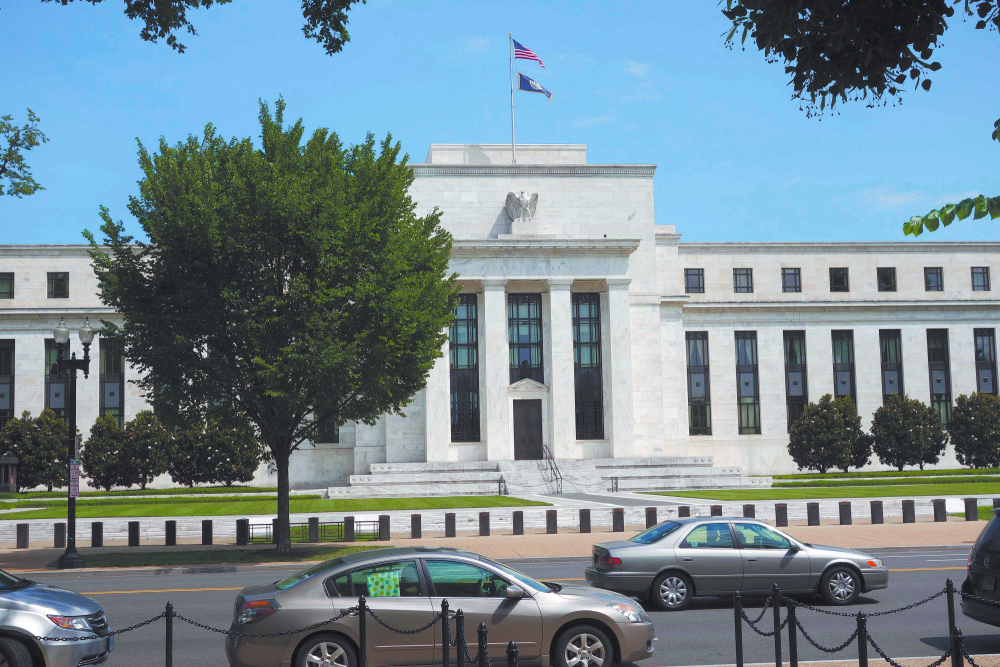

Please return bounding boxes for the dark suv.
[961,509,1000,626]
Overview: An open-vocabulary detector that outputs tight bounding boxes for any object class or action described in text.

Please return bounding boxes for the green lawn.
[6,495,549,520]
[773,476,1000,488]
[772,468,1000,481]
[46,545,384,569]
[652,482,1000,501]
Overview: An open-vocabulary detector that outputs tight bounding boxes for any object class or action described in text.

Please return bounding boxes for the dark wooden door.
[513,399,543,460]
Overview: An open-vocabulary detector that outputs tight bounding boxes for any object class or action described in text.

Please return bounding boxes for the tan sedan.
[226,546,655,667]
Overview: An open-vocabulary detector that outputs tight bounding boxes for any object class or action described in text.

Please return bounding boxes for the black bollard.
[743,504,755,519]
[411,514,422,539]
[479,512,490,537]
[91,521,103,548]
[934,499,947,523]
[344,516,355,542]
[378,515,390,541]
[965,499,979,522]
[711,505,723,517]
[512,511,524,536]
[612,508,625,532]
[773,584,782,667]
[775,504,788,528]
[952,628,964,667]
[579,509,591,534]
[165,520,176,546]
[202,519,213,545]
[839,501,852,526]
[358,596,367,667]
[857,612,868,667]
[15,523,27,549]
[128,521,140,547]
[870,501,884,525]
[546,510,557,534]
[54,522,66,549]
[807,502,820,526]
[787,602,798,667]
[308,517,319,543]
[478,622,488,667]
[734,592,744,667]
[994,498,1000,510]
[456,610,466,667]
[678,505,691,518]
[506,641,519,667]
[445,513,457,538]
[165,601,173,667]
[947,579,957,655]
[441,599,450,667]
[646,507,657,528]
[902,499,916,523]
[236,518,249,546]
[272,518,279,545]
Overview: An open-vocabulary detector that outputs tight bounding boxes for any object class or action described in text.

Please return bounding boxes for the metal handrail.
[541,445,563,494]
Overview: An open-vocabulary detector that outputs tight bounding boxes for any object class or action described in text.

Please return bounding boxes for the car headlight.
[608,602,646,623]
[48,615,92,631]
[865,559,883,568]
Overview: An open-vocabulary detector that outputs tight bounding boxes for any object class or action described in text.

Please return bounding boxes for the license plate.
[980,574,996,592]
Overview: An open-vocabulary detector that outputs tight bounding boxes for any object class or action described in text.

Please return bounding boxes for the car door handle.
[745,558,757,562]
[682,557,694,561]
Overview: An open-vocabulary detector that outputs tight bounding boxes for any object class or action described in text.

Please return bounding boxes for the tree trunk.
[275,447,292,553]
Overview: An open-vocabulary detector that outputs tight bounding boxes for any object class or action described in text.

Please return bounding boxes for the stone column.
[481,279,511,461]
[547,279,575,459]
[423,336,451,463]
[606,278,634,458]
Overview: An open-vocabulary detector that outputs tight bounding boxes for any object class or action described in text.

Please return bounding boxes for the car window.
[343,560,423,598]
[681,523,734,549]
[425,560,510,598]
[276,557,344,590]
[733,523,791,550]
[325,572,354,597]
[628,522,682,544]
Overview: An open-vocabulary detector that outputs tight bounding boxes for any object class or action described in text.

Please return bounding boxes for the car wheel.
[0,637,33,667]
[820,567,861,606]
[651,571,693,611]
[554,624,613,667]
[295,633,357,667]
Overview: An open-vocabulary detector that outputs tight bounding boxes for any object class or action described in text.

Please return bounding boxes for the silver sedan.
[585,517,889,611]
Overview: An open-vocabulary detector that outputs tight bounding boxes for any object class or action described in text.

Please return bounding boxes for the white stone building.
[1,144,998,492]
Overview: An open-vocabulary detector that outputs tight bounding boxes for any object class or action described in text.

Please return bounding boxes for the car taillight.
[598,555,622,567]
[235,599,279,625]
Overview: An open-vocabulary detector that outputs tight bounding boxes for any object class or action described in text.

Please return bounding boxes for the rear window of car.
[975,515,1000,553]
[628,522,682,544]
[276,557,345,590]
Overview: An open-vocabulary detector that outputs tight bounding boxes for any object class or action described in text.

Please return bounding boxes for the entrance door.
[513,399,543,460]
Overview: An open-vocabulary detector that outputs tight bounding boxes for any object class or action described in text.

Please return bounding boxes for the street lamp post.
[54,317,94,570]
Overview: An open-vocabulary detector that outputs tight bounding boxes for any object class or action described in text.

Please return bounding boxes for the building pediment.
[507,378,548,393]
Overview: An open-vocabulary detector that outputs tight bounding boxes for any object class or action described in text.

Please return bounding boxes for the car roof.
[336,546,481,566]
[670,517,769,525]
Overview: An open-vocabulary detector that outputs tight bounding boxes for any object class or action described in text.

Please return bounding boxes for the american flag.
[512,39,545,68]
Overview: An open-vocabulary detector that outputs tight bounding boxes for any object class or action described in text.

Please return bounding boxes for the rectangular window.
[47,272,69,299]
[733,268,753,293]
[975,328,998,396]
[508,294,543,384]
[0,274,12,299]
[782,268,801,293]
[99,338,125,427]
[877,267,897,292]
[686,332,711,435]
[879,330,904,403]
[829,268,850,292]
[972,267,991,292]
[832,330,856,404]
[684,269,704,294]
[573,293,604,440]
[315,415,340,443]
[783,331,807,432]
[927,329,952,426]
[450,294,480,442]
[736,331,760,435]
[44,339,68,422]
[0,341,13,431]
[925,267,944,291]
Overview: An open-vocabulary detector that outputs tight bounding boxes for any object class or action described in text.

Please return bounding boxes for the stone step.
[369,462,499,474]
[349,471,501,486]
[591,456,719,469]
[327,482,498,498]
[595,466,743,479]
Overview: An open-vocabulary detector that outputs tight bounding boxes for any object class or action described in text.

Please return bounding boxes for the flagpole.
[509,33,516,164]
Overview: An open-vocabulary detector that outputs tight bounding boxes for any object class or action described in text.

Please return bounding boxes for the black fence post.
[15,523,27,549]
[857,612,867,667]
[807,502,820,526]
[456,609,466,667]
[773,584,782,667]
[870,501,884,525]
[308,517,319,543]
[546,510,558,534]
[236,519,249,546]
[445,513,457,538]
[934,499,947,523]
[358,596,367,667]
[479,512,490,537]
[506,641,519,667]
[345,516,355,543]
[91,521,103,548]
[646,507,657,528]
[477,622,488,667]
[965,499,979,521]
[378,515,390,541]
[775,504,788,527]
[54,522,66,549]
[951,627,964,667]
[734,592,744,667]
[165,520,176,547]
[202,519,213,545]
[612,508,625,532]
[947,579,957,658]
[839,502,852,526]
[579,509,591,534]
[128,520,140,547]
[512,511,524,536]
[902,499,916,523]
[165,601,173,667]
[786,602,797,667]
[442,599,450,667]
[411,514,422,539]
[743,504,755,519]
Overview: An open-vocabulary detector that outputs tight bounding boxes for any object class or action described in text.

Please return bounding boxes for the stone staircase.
[325,457,770,498]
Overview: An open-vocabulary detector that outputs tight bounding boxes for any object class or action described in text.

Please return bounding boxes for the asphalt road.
[23,549,999,667]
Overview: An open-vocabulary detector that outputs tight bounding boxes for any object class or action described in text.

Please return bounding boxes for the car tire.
[0,637,33,667]
[295,633,357,667]
[820,566,861,606]
[651,571,693,611]
[553,624,614,667]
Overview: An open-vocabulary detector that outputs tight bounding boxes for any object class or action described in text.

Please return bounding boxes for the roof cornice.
[679,241,1000,254]
[450,238,641,258]
[0,245,108,258]
[411,164,656,177]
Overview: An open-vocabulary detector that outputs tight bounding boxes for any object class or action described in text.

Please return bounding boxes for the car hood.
[548,581,636,603]
[0,583,101,616]
[805,544,873,560]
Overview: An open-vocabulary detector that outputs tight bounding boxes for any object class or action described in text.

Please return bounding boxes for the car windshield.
[275,557,343,590]
[628,521,682,544]
[479,558,548,592]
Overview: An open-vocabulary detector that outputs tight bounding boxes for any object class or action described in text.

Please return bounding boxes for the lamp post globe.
[78,318,95,346]
[53,318,70,345]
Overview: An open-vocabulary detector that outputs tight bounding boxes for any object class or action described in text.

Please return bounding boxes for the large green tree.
[950,392,1000,468]
[41,0,363,55]
[721,0,1000,235]
[787,394,851,474]
[0,410,70,492]
[86,98,457,551]
[871,394,948,471]
[1,109,49,198]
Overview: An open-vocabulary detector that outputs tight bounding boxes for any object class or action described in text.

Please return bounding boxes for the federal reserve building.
[1,144,998,494]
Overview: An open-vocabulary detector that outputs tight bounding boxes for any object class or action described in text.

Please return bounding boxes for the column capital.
[546,278,574,291]
[605,277,632,290]
[481,278,508,290]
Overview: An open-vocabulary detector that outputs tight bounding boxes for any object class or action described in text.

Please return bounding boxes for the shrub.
[82,415,126,492]
[120,411,171,490]
[788,395,851,474]
[834,397,873,473]
[167,421,211,488]
[0,409,71,492]
[950,393,1000,469]
[871,394,948,471]
[168,413,265,487]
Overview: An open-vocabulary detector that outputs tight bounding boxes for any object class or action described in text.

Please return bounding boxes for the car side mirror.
[506,585,524,600]
[788,543,801,552]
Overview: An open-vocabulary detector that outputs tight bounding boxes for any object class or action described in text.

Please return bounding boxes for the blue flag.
[518,72,552,101]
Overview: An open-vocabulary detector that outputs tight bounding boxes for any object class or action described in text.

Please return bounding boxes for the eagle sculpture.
[504,190,538,228]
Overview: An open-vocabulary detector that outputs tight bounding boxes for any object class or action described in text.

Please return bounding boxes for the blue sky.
[1,0,997,244]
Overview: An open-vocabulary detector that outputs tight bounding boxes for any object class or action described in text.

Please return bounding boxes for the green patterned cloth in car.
[367,570,401,597]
